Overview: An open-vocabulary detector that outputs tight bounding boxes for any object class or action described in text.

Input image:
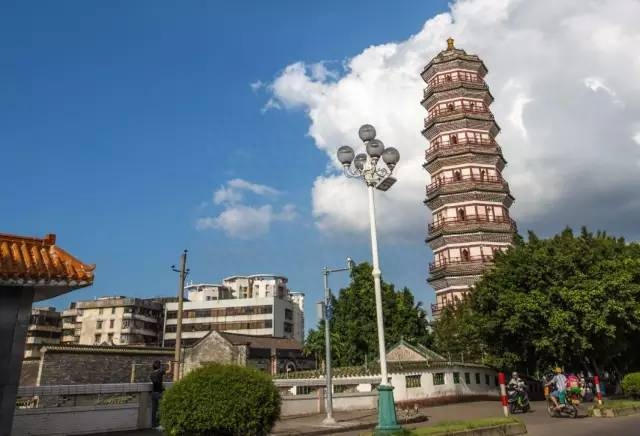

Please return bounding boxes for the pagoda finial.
[446,37,455,50]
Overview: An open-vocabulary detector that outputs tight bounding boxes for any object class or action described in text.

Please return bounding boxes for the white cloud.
[264,0,640,240]
[250,80,265,92]
[199,179,295,239]
[196,203,297,239]
[212,178,280,205]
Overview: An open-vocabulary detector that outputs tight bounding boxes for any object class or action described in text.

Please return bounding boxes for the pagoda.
[421,38,516,317]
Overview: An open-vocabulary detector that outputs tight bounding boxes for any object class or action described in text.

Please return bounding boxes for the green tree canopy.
[433,227,640,376]
[305,262,432,367]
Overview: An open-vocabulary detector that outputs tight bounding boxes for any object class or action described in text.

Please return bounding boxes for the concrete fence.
[13,365,500,434]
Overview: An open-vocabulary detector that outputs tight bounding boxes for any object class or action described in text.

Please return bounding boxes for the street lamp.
[336,124,401,433]
[320,257,356,425]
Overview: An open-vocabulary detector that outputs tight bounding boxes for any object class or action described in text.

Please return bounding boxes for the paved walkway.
[106,400,640,435]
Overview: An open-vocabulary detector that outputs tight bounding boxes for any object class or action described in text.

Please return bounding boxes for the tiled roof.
[219,332,303,350]
[0,233,95,300]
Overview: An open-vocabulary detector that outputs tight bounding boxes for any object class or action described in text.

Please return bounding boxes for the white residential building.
[163,275,305,347]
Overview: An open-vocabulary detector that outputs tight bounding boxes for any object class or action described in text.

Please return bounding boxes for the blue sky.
[1,1,450,327]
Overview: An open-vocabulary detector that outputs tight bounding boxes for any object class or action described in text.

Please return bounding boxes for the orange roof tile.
[0,233,95,299]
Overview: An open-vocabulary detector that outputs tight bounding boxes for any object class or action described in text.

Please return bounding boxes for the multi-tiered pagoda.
[421,38,516,317]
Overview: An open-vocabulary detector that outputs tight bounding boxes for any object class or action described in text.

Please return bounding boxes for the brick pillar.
[0,287,34,436]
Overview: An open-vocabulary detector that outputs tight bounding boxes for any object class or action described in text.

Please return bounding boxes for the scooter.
[545,387,579,418]
[508,386,531,414]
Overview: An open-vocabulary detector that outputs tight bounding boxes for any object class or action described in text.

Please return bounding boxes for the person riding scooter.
[546,367,567,409]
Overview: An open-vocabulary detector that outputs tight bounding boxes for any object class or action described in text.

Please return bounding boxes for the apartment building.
[24,307,62,359]
[60,297,163,346]
[163,275,305,347]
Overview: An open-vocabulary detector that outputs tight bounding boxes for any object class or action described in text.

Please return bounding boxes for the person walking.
[149,360,172,429]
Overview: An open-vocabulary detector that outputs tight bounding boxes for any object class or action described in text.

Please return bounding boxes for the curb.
[591,406,640,418]
[271,413,427,436]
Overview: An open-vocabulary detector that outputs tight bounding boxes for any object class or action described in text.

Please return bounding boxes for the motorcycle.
[507,386,530,414]
[545,387,580,418]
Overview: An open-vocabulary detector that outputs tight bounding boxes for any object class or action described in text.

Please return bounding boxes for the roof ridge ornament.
[447,37,455,51]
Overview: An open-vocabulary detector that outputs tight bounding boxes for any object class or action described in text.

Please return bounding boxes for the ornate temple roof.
[421,38,488,81]
[0,233,95,300]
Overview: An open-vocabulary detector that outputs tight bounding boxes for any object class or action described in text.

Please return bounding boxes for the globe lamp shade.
[337,145,355,166]
[381,147,400,168]
[354,153,367,170]
[358,124,376,142]
[366,139,385,158]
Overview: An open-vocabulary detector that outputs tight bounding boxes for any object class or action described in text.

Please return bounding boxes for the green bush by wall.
[160,363,281,436]
[622,372,640,399]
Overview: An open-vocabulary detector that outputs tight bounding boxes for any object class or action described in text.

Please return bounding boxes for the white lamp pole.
[336,124,401,433]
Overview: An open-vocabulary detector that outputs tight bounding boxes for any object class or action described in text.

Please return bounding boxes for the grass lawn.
[594,399,640,409]
[361,417,523,435]
[409,417,522,435]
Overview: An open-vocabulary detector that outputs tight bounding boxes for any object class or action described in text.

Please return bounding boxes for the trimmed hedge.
[622,372,640,399]
[160,363,281,436]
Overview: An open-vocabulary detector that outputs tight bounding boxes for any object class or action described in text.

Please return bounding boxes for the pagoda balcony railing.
[426,137,495,156]
[428,215,516,234]
[426,174,504,195]
[431,300,462,316]
[423,76,487,99]
[426,106,492,123]
[429,254,494,273]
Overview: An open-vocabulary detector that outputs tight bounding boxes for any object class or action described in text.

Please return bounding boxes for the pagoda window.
[454,170,462,181]
[457,208,466,221]
[445,74,452,82]
[447,103,454,111]
[450,134,458,144]
[469,102,476,111]
[461,249,470,262]
[480,169,486,181]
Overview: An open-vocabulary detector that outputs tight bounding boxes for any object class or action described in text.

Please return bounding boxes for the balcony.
[423,107,494,134]
[426,137,496,156]
[431,301,459,317]
[428,254,495,277]
[422,76,488,101]
[426,174,506,196]
[428,215,516,239]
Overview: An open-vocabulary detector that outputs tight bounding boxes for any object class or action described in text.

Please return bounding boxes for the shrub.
[160,363,281,436]
[622,372,640,399]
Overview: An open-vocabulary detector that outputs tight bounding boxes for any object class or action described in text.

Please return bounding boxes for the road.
[331,401,640,436]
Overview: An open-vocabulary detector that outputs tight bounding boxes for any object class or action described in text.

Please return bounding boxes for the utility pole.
[171,250,188,380]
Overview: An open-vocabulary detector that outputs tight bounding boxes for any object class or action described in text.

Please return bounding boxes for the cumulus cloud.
[264,0,640,240]
[198,179,296,239]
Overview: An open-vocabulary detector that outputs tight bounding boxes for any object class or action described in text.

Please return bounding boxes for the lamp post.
[171,250,189,380]
[336,124,401,433]
[321,257,355,425]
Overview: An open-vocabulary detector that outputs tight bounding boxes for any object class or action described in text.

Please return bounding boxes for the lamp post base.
[375,385,401,434]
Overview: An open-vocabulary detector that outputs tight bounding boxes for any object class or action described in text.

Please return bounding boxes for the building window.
[98,308,103,315]
[109,319,115,329]
[284,322,293,333]
[285,309,293,320]
[453,372,460,384]
[94,334,101,344]
[406,375,421,388]
[96,320,103,329]
[475,373,481,384]
[465,372,471,384]
[485,374,491,385]
[107,333,114,343]
[433,373,445,386]
[111,307,116,314]
[122,319,130,328]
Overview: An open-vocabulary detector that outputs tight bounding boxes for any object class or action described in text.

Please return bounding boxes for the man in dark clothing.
[149,360,172,429]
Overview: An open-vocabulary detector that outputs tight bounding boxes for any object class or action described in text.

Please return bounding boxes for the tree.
[432,227,640,375]
[304,262,432,367]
